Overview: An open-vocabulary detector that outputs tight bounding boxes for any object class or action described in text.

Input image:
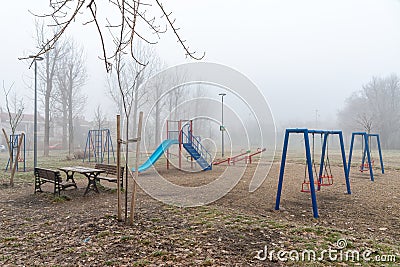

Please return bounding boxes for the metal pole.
[222,96,224,158]
[219,93,226,158]
[179,120,182,169]
[275,129,289,211]
[34,60,38,169]
[29,56,43,169]
[347,133,356,176]
[364,134,374,181]
[304,130,319,219]
[338,132,351,194]
[375,134,384,174]
[166,120,169,170]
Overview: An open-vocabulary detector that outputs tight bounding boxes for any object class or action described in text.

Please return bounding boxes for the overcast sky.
[1,0,400,125]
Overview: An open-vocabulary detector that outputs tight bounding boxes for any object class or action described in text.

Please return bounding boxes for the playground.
[0,147,398,266]
[0,109,398,267]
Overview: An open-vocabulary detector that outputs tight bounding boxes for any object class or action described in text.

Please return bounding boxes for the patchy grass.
[0,151,399,266]
[132,259,150,266]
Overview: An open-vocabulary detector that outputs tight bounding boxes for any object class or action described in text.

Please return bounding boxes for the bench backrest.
[35,168,62,182]
[95,163,124,179]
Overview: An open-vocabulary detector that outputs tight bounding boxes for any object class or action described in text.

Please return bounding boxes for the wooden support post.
[116,115,122,221]
[2,129,21,187]
[11,133,24,186]
[2,129,12,173]
[129,112,143,225]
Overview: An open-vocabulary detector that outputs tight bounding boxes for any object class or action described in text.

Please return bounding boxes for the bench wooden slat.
[94,164,124,183]
[97,176,118,182]
[34,167,76,195]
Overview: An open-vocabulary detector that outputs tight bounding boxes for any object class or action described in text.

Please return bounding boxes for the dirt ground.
[0,156,399,266]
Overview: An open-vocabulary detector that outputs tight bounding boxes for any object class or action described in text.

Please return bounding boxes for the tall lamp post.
[219,93,226,157]
[30,56,44,169]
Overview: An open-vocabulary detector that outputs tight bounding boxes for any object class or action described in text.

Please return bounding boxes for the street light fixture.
[219,93,226,157]
[29,56,44,169]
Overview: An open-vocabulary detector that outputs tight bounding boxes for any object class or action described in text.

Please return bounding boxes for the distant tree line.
[338,74,400,149]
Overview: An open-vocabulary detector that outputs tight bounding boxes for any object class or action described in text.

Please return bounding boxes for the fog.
[1,1,400,149]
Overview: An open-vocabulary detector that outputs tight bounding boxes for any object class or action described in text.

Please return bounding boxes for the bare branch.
[155,0,205,60]
[3,81,24,135]
[23,0,204,72]
[19,0,86,68]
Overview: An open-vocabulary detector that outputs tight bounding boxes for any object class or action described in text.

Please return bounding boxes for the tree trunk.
[68,69,74,156]
[44,84,51,156]
[132,84,139,137]
[68,108,73,156]
[62,100,68,149]
[124,116,129,221]
[155,100,160,146]
[155,85,162,146]
[44,52,51,157]
[2,129,13,187]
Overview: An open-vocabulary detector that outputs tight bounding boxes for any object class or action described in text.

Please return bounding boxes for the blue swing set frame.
[347,132,384,182]
[275,128,351,219]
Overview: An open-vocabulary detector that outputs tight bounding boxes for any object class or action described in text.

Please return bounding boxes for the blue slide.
[132,139,178,173]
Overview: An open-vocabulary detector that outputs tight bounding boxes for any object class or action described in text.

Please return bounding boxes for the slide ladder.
[181,125,212,171]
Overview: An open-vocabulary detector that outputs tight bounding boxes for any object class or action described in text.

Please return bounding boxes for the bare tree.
[165,70,188,120]
[113,49,144,222]
[152,60,168,145]
[36,22,66,156]
[2,82,25,187]
[144,65,188,145]
[55,40,87,155]
[107,75,124,116]
[93,105,108,130]
[23,0,204,225]
[108,42,159,137]
[338,93,375,134]
[3,82,24,136]
[25,1,204,72]
[338,74,400,148]
[355,113,374,134]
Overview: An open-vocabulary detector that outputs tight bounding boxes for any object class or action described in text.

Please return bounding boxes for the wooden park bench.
[34,167,77,196]
[94,163,124,183]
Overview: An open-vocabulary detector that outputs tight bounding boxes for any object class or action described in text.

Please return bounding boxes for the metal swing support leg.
[275,129,319,219]
[368,134,384,174]
[303,130,319,218]
[348,132,375,182]
[338,132,351,194]
[362,134,374,181]
[375,134,384,174]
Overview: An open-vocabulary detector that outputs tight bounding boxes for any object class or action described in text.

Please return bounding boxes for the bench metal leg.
[34,178,41,194]
[84,176,99,196]
[65,171,77,188]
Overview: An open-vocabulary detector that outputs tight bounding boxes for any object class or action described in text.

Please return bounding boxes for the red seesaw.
[213,148,266,165]
[229,150,251,165]
[213,150,250,165]
[245,148,266,164]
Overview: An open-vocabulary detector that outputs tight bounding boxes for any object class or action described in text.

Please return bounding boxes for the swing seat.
[301,181,320,193]
[319,175,333,186]
[360,160,374,172]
